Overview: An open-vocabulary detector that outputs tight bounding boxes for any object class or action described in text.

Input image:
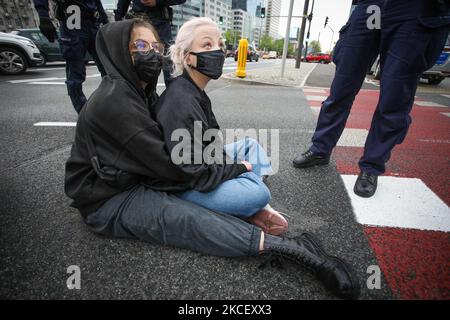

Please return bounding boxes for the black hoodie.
[64,20,191,217]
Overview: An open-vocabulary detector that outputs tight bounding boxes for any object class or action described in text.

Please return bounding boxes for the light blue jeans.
[177,138,274,218]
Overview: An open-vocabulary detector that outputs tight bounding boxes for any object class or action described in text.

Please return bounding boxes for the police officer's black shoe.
[293,150,330,168]
[354,171,378,198]
[261,233,360,300]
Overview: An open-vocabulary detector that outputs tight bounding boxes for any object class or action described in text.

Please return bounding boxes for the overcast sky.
[279,0,353,52]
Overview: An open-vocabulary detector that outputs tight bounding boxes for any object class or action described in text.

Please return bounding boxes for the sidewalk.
[223,60,317,88]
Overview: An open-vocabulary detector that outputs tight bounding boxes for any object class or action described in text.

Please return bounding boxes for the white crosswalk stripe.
[341,175,450,232]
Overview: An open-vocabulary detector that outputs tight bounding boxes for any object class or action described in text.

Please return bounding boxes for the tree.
[224,30,241,49]
[309,40,321,53]
[259,35,273,52]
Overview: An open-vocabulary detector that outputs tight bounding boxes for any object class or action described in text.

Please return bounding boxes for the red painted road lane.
[304,86,450,299]
[365,226,450,300]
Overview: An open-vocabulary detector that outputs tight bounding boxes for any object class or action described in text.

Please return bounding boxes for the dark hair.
[130,18,162,44]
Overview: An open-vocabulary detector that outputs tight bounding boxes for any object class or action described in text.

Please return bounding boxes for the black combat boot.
[262,232,360,300]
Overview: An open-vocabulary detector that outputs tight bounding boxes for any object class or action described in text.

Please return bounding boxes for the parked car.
[267,51,277,59]
[234,45,259,62]
[11,28,93,66]
[0,32,42,75]
[304,52,332,64]
[368,36,450,85]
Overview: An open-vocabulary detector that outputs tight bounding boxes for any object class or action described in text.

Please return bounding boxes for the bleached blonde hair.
[168,17,220,77]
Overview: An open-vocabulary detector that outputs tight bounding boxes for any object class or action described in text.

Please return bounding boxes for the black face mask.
[189,49,225,80]
[132,50,163,87]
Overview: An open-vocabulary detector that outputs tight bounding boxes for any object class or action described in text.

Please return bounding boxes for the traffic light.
[219,16,223,25]
[260,8,265,18]
[324,16,329,28]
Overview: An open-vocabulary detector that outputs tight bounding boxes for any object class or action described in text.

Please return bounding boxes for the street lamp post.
[294,0,309,69]
[281,0,294,78]
[303,0,315,65]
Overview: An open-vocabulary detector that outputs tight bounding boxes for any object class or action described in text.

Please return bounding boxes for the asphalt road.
[1,58,395,299]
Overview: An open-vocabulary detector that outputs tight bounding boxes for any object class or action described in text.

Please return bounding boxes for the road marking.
[300,62,318,88]
[341,175,450,232]
[441,112,450,118]
[415,101,448,108]
[34,122,76,126]
[303,88,327,94]
[306,95,327,102]
[337,128,368,147]
[419,138,450,144]
[442,95,450,99]
[29,82,66,85]
[364,77,380,87]
[9,77,59,84]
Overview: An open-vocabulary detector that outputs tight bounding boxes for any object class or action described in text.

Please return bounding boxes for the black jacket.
[152,71,247,193]
[64,20,191,217]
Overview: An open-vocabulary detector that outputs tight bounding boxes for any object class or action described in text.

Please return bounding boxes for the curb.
[222,72,302,88]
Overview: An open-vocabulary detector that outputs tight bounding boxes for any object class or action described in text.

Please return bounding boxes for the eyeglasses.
[132,39,164,54]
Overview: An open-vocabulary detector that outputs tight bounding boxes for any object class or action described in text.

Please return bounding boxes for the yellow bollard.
[235,38,248,78]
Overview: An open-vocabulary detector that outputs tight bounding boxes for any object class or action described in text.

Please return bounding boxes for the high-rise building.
[232,8,253,44]
[204,0,232,34]
[265,0,281,39]
[0,0,38,33]
[231,0,246,12]
[172,0,203,39]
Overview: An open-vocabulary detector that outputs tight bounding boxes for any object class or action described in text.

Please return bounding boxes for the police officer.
[293,0,450,198]
[33,0,109,113]
[115,0,186,86]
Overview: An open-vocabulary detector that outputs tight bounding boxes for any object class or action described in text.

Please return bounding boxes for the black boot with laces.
[261,232,360,300]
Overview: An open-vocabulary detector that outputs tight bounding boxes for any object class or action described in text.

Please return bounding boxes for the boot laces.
[259,237,320,274]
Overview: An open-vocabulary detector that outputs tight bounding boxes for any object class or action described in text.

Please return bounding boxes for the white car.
[0,32,43,75]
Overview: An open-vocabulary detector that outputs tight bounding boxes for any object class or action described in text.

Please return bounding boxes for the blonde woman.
[152,17,289,236]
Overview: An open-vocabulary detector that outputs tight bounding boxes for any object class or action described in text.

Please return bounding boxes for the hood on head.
[95,20,143,93]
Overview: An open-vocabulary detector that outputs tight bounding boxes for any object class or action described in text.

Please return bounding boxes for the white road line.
[303,88,327,94]
[415,101,448,108]
[337,128,368,147]
[341,175,450,232]
[9,77,59,84]
[306,95,327,101]
[300,62,318,88]
[441,112,450,118]
[29,67,66,71]
[442,95,450,99]
[28,82,66,85]
[34,122,76,126]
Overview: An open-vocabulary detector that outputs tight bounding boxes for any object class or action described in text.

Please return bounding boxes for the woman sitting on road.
[153,17,288,236]
[64,18,360,300]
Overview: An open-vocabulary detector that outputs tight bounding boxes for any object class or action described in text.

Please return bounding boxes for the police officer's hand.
[39,17,57,43]
[140,0,157,7]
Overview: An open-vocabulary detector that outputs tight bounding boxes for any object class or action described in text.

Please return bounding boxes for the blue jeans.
[177,138,274,218]
[84,185,261,258]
